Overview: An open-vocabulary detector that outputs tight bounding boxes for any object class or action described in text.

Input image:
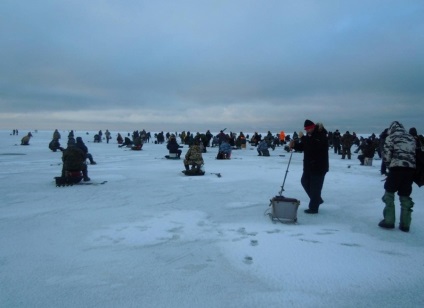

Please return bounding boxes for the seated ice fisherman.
[49,139,64,152]
[76,137,96,164]
[131,135,143,150]
[183,138,205,175]
[119,137,133,148]
[61,138,90,182]
[257,139,270,156]
[167,134,182,158]
[217,138,232,159]
[21,132,32,145]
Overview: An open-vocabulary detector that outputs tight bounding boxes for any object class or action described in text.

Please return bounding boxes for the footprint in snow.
[250,240,258,246]
[243,256,253,265]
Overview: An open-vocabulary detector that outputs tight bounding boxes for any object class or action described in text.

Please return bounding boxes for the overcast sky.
[1,0,423,134]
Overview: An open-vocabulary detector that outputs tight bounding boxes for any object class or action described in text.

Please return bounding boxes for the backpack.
[63,147,85,170]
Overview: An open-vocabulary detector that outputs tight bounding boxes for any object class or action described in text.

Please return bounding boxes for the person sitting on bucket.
[183,137,204,175]
[167,134,182,158]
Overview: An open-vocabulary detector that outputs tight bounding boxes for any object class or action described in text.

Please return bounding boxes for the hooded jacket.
[167,138,181,153]
[184,144,204,166]
[76,137,89,154]
[383,121,416,169]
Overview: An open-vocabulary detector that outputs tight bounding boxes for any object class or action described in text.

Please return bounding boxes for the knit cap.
[304,119,315,130]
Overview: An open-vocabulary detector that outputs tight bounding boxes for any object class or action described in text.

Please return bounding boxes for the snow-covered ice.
[1,130,423,308]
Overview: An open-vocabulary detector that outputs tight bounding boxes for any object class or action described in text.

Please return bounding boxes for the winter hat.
[304,119,315,130]
[76,137,83,143]
[409,127,418,136]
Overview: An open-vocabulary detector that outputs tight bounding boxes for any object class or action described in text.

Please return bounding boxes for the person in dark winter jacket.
[332,130,341,154]
[119,137,133,148]
[49,139,64,152]
[379,121,416,232]
[167,134,182,158]
[341,131,354,159]
[53,129,61,141]
[117,133,123,144]
[76,137,96,164]
[379,128,389,175]
[62,138,90,181]
[357,139,375,165]
[295,119,329,214]
[409,127,424,187]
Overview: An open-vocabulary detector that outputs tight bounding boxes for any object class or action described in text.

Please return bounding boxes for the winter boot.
[399,196,414,232]
[184,164,190,171]
[82,169,90,182]
[194,164,202,174]
[379,191,395,229]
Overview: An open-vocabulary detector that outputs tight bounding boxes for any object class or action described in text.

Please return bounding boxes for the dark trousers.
[342,147,351,159]
[384,167,414,196]
[301,172,326,212]
[333,141,341,154]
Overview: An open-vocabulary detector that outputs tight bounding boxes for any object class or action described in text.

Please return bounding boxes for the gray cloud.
[1,0,423,133]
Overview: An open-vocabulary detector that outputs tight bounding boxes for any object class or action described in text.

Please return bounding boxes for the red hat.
[304,119,315,130]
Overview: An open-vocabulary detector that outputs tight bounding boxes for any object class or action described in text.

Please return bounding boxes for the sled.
[55,171,83,187]
[55,175,107,187]
[182,170,205,176]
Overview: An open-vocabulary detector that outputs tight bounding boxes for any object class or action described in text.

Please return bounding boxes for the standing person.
[105,129,111,143]
[333,129,341,154]
[294,119,329,214]
[341,131,353,159]
[410,127,424,187]
[379,121,416,232]
[379,128,389,175]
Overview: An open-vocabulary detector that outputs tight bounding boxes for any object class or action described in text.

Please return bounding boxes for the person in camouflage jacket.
[379,121,416,232]
[183,138,204,175]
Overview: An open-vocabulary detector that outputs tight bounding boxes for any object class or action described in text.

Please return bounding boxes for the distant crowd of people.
[13,122,423,232]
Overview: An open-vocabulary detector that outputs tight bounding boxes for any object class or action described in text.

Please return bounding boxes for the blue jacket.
[219,141,232,154]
